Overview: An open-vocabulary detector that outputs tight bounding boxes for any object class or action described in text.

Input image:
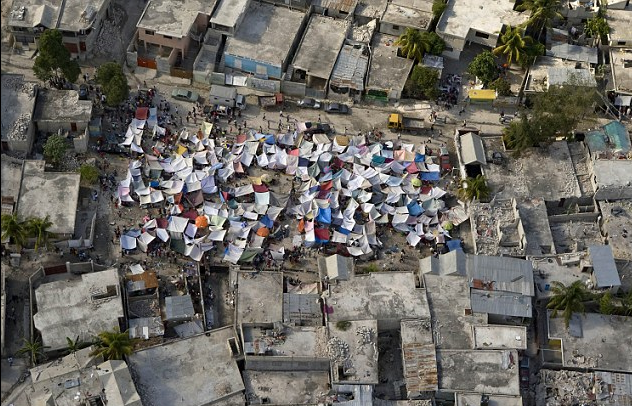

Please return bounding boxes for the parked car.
[303,122,333,135]
[236,94,246,110]
[298,98,321,109]
[439,147,451,172]
[324,103,350,114]
[78,84,89,100]
[171,88,200,103]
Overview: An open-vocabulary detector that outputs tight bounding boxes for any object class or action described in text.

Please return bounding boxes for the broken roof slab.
[236,271,284,324]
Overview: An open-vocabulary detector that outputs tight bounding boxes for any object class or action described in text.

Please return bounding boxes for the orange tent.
[298,219,305,233]
[256,227,270,237]
[195,216,209,228]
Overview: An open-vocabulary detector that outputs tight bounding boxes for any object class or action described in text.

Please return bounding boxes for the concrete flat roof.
[209,0,249,29]
[525,56,574,92]
[57,0,109,33]
[224,3,304,66]
[472,325,527,350]
[599,200,632,260]
[137,0,214,37]
[607,7,632,43]
[483,139,582,201]
[17,161,81,235]
[7,0,63,29]
[1,75,37,142]
[456,393,523,406]
[33,269,124,351]
[382,3,432,30]
[328,319,379,384]
[242,325,327,357]
[33,89,92,124]
[327,271,429,322]
[367,33,414,93]
[518,197,556,256]
[236,271,283,324]
[593,160,632,189]
[611,48,632,94]
[423,273,488,349]
[128,327,245,406]
[292,15,348,80]
[354,0,387,19]
[436,0,528,40]
[548,311,632,372]
[437,349,521,396]
[531,254,587,300]
[1,156,23,202]
[242,370,330,405]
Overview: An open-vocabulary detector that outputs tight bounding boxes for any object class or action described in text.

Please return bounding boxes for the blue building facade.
[224,54,283,80]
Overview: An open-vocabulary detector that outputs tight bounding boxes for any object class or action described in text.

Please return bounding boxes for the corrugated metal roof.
[547,43,598,65]
[468,255,534,296]
[401,319,438,394]
[282,293,321,323]
[421,249,466,276]
[164,295,195,321]
[460,132,486,165]
[311,0,357,13]
[470,289,532,318]
[330,44,370,90]
[547,67,597,87]
[588,245,621,288]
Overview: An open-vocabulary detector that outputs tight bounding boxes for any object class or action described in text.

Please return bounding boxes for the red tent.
[253,184,269,193]
[136,107,149,120]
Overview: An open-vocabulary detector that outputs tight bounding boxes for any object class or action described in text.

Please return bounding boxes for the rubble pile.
[327,336,349,362]
[3,75,36,97]
[93,6,125,57]
[8,113,31,140]
[540,370,607,406]
[355,325,375,346]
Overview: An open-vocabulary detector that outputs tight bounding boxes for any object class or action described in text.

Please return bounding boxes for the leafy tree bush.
[458,175,491,201]
[408,66,440,100]
[490,77,512,96]
[467,51,499,86]
[33,30,80,83]
[584,16,610,38]
[43,133,68,166]
[96,62,129,107]
[420,32,446,55]
[79,164,99,185]
[432,0,447,18]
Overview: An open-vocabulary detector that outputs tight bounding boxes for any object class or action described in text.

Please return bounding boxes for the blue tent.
[372,155,386,165]
[338,227,352,235]
[264,134,276,144]
[260,215,274,229]
[421,171,440,181]
[298,157,309,167]
[407,201,424,216]
[414,153,425,162]
[447,239,463,252]
[316,207,332,224]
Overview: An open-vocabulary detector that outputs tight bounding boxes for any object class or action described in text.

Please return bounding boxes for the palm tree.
[394,28,430,63]
[1,213,27,249]
[493,26,534,67]
[90,329,134,361]
[458,175,491,201]
[547,280,589,328]
[517,0,563,35]
[65,335,91,354]
[26,216,54,250]
[17,337,49,365]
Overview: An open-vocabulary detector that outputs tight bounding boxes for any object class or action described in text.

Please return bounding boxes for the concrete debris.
[327,336,350,362]
[93,6,125,57]
[8,113,31,140]
[538,369,632,406]
[2,75,36,97]
[355,325,375,346]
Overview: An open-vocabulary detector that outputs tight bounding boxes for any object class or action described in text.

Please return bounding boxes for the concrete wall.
[248,77,281,93]
[378,21,406,37]
[224,54,283,80]
[6,122,35,153]
[73,128,89,153]
[281,80,306,97]
[36,119,89,134]
[139,29,186,54]
[465,29,500,49]
[594,186,632,201]
[548,212,601,223]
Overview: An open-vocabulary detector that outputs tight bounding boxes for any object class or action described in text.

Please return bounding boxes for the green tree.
[79,164,99,186]
[517,0,563,35]
[26,216,54,251]
[17,337,49,365]
[458,175,491,201]
[467,51,499,86]
[43,133,68,166]
[395,28,430,63]
[432,0,447,18]
[493,26,534,67]
[65,336,91,355]
[1,214,27,248]
[599,292,615,315]
[96,62,129,107]
[519,41,545,69]
[33,30,81,83]
[547,280,589,328]
[490,77,512,96]
[408,65,440,99]
[420,31,446,55]
[503,115,541,153]
[90,329,134,361]
[584,16,610,38]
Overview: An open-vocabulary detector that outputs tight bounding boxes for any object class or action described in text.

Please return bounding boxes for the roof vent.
[11,6,26,21]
